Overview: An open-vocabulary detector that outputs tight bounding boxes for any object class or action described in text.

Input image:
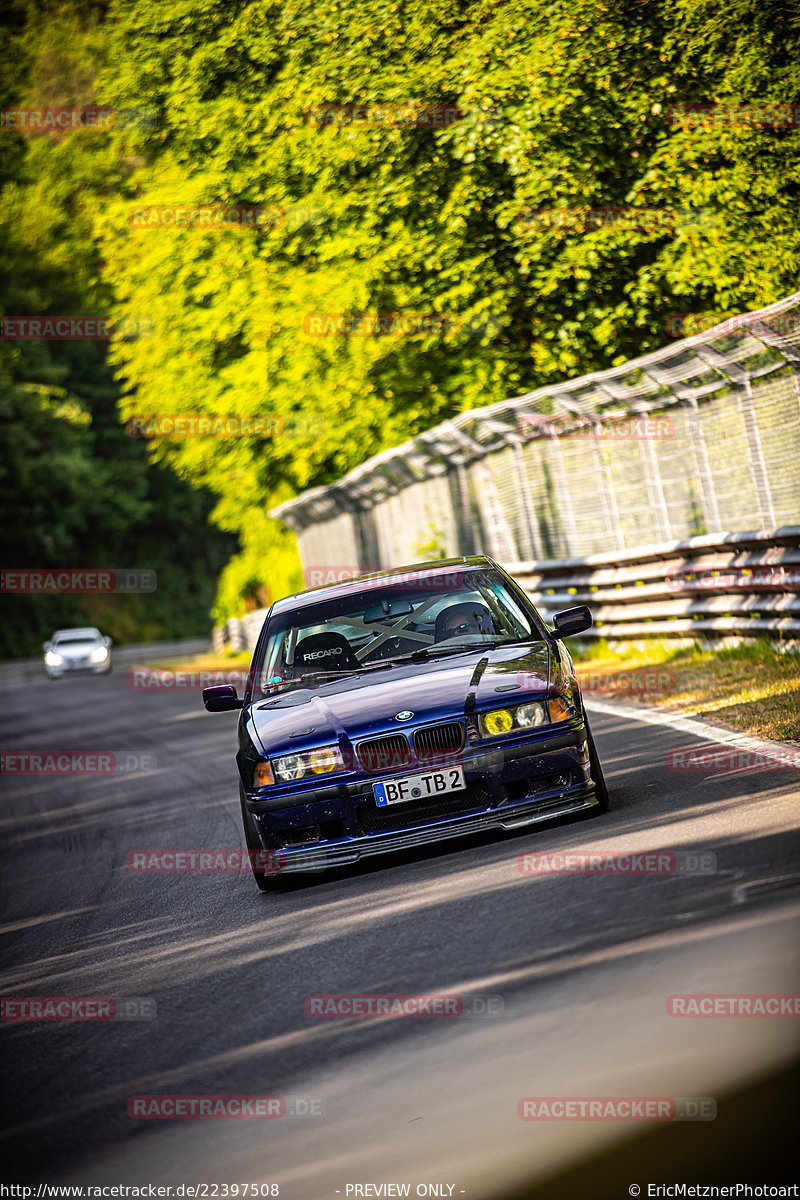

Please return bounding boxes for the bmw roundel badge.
[395,711,413,721]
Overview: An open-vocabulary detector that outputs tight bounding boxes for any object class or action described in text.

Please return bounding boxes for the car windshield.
[54,636,98,647]
[253,568,541,698]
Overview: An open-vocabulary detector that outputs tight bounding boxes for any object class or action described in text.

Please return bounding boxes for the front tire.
[239,785,281,891]
[583,711,609,812]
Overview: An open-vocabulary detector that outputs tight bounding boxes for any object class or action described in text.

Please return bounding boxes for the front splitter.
[267,789,600,873]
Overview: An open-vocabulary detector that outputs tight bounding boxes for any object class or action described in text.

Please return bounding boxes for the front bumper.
[243,722,602,873]
[45,661,110,677]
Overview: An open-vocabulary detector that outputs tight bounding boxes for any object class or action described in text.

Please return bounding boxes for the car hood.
[248,641,553,756]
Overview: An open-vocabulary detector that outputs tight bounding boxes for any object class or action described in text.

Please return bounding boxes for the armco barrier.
[505,526,800,641]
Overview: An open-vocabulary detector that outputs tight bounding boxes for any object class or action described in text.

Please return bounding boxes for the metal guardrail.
[506,526,800,641]
[0,636,211,686]
[214,528,800,650]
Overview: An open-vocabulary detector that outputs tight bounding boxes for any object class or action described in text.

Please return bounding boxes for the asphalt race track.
[1,672,799,1196]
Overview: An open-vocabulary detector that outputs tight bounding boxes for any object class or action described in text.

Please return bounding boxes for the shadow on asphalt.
[2,700,798,1183]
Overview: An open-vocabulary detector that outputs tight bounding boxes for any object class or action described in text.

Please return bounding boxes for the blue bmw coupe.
[203,556,608,889]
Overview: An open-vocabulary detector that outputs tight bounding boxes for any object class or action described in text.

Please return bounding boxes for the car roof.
[52,627,102,638]
[271,555,499,615]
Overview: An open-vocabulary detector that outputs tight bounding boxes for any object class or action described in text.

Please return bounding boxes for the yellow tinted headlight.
[481,709,514,736]
[273,745,344,782]
[479,698,567,739]
[308,747,343,774]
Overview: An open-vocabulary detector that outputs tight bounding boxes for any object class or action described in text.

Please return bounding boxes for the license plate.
[373,766,466,807]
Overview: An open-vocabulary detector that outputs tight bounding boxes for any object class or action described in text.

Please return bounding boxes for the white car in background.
[43,628,113,678]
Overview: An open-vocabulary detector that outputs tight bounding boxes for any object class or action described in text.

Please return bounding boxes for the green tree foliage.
[93,0,799,616]
[0,0,235,657]
[6,0,798,630]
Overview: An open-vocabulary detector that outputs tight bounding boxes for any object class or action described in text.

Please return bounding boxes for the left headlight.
[479,698,572,738]
[44,650,64,667]
[272,745,345,783]
[89,645,109,664]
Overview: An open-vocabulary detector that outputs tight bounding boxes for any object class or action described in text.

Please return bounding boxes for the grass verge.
[145,650,252,673]
[573,637,800,742]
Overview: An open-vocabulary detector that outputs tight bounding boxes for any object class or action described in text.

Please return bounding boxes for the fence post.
[512,443,544,560]
[685,398,722,534]
[546,435,579,555]
[475,460,519,560]
[739,381,776,527]
[639,434,672,542]
[593,438,626,551]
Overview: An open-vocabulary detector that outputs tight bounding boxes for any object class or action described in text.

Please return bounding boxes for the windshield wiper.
[351,657,421,673]
[408,641,501,661]
[257,669,351,696]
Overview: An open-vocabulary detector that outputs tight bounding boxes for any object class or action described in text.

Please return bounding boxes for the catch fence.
[225,294,800,646]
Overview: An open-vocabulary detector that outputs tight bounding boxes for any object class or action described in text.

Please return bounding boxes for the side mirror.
[104,636,113,647]
[552,605,592,639]
[42,642,51,652]
[203,684,243,712]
